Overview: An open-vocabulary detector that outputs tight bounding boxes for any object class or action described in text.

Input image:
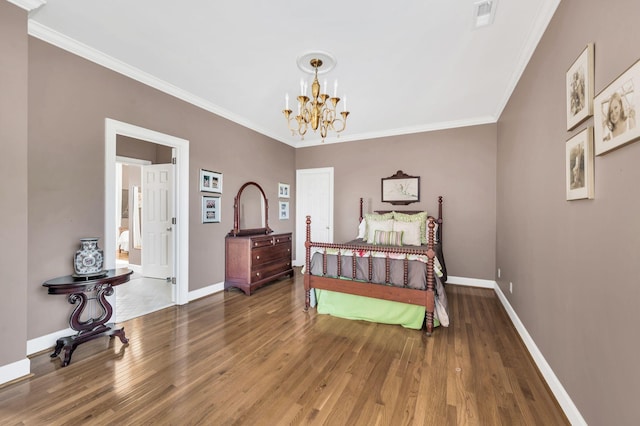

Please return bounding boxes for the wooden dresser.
[225,232,293,295]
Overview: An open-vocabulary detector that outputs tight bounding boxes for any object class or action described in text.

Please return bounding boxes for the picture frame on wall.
[566,43,595,130]
[594,59,640,155]
[278,182,290,198]
[199,169,223,193]
[566,127,595,201]
[279,201,289,220]
[202,196,221,223]
[381,170,420,205]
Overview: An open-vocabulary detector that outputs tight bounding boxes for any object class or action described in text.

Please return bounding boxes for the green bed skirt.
[315,289,439,330]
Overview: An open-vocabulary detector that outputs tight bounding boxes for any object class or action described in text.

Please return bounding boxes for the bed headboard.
[360,196,444,243]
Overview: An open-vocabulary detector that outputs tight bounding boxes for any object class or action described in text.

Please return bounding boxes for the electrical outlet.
[498,268,501,278]
[509,282,513,294]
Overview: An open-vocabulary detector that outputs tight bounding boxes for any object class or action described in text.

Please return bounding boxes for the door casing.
[104,118,189,305]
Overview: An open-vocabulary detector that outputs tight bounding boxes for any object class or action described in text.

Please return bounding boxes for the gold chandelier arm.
[283,57,350,142]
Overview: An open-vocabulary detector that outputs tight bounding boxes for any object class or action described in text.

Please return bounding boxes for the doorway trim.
[105,118,190,305]
[294,167,334,266]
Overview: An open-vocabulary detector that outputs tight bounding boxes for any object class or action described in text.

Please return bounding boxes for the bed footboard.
[304,214,439,335]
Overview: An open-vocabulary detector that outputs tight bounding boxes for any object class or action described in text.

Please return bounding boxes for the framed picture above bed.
[381,170,420,205]
[566,127,594,201]
[593,58,640,155]
[566,43,594,130]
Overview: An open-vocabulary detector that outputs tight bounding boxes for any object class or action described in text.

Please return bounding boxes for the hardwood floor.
[0,270,568,425]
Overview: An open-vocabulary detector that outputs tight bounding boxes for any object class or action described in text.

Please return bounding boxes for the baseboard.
[189,281,224,302]
[493,284,586,426]
[0,358,30,386]
[446,275,495,288]
[27,327,74,356]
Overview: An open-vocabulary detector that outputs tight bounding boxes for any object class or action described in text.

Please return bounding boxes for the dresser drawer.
[251,235,275,248]
[251,260,292,283]
[252,244,291,266]
[273,234,292,245]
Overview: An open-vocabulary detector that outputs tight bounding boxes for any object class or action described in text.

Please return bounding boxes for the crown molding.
[26,20,501,150]
[7,0,46,12]
[26,20,295,146]
[292,115,497,148]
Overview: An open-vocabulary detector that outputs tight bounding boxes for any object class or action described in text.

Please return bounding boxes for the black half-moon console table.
[42,268,133,367]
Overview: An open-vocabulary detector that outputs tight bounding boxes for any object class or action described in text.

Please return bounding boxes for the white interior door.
[141,164,174,280]
[295,167,334,266]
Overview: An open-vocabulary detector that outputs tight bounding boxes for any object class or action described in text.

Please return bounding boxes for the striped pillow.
[373,230,404,246]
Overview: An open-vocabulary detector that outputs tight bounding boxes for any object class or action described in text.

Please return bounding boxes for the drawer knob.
[254,242,258,246]
[276,239,279,243]
[287,249,290,252]
[256,272,260,277]
[256,255,260,260]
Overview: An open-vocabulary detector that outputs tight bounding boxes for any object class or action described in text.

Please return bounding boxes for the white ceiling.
[24,0,560,147]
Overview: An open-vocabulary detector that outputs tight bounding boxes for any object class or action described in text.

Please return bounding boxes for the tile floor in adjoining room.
[115,260,173,322]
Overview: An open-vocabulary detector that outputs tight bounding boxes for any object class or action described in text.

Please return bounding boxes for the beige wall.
[0,1,29,367]
[296,124,497,281]
[26,37,295,339]
[497,0,640,424]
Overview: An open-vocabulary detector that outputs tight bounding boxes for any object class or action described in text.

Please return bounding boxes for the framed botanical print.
[381,170,420,205]
[566,127,594,201]
[566,43,595,130]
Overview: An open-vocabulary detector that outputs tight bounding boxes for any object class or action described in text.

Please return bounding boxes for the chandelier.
[283,58,350,141]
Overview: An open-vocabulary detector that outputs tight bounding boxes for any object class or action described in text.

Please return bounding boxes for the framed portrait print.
[202,196,221,223]
[279,201,289,220]
[381,170,420,205]
[278,182,290,198]
[566,43,594,130]
[199,169,223,193]
[566,127,594,201]
[594,59,640,155]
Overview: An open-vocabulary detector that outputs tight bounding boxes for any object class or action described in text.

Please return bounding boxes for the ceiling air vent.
[473,0,497,28]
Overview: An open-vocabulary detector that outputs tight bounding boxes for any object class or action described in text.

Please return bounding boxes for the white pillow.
[357,220,366,239]
[363,212,394,241]
[393,219,422,246]
[366,219,394,244]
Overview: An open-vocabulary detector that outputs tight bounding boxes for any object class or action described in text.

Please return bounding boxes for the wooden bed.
[304,197,447,335]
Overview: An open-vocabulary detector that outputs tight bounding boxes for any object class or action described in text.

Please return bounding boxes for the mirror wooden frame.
[229,181,273,236]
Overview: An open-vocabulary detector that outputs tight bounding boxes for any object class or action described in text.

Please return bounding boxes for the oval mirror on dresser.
[225,182,293,295]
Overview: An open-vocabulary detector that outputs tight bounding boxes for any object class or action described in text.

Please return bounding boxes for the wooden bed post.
[359,197,364,223]
[437,196,443,243]
[304,215,312,311]
[425,218,436,336]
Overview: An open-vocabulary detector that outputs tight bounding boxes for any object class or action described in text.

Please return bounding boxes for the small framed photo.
[278,182,290,198]
[381,170,420,205]
[566,43,594,130]
[200,169,223,193]
[202,196,221,223]
[594,59,640,155]
[566,127,594,201]
[279,201,289,220]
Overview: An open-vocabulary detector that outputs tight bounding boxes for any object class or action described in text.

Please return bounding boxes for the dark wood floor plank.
[0,270,568,425]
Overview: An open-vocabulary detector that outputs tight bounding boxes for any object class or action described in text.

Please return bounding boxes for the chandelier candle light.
[283,58,349,141]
